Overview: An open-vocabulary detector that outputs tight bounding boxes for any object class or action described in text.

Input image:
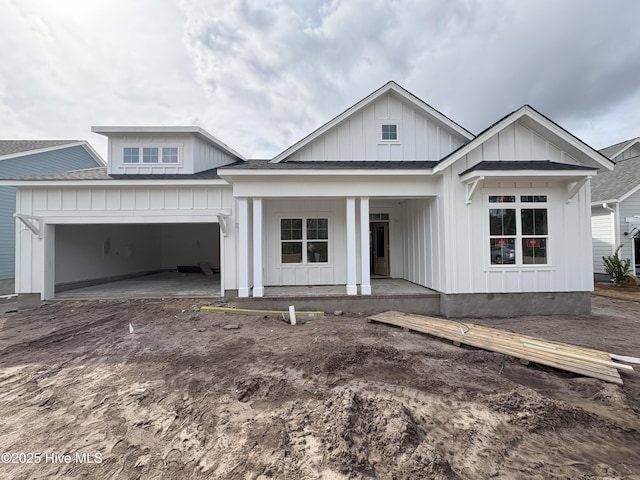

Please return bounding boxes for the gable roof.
[271,81,475,163]
[591,155,640,203]
[598,137,640,161]
[434,105,613,174]
[0,140,105,165]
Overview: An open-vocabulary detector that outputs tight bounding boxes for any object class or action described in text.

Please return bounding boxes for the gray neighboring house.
[591,137,640,277]
[0,140,105,294]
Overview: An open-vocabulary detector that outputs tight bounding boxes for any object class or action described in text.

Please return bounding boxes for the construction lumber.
[368,311,630,385]
[200,306,324,317]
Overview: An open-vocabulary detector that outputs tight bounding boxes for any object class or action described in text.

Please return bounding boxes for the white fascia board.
[0,179,230,187]
[591,199,620,206]
[41,212,229,224]
[91,126,246,161]
[435,106,614,174]
[218,168,436,177]
[0,141,86,162]
[458,168,597,183]
[271,82,473,163]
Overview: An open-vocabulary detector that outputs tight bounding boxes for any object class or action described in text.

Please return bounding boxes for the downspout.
[602,202,619,254]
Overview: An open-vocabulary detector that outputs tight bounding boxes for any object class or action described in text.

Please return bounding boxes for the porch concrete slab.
[55,272,220,299]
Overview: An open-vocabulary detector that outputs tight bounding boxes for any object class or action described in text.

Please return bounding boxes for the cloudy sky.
[1,0,639,160]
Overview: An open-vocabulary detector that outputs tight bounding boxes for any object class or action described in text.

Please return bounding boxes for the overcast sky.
[1,0,639,160]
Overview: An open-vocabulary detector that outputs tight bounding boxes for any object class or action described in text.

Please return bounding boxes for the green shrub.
[602,245,631,285]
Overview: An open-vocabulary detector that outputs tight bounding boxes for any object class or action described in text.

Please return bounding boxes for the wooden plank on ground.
[368,311,628,385]
[198,262,214,276]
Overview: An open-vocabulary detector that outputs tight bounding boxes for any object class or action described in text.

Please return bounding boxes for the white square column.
[252,198,264,297]
[359,197,371,295]
[346,197,357,295]
[238,197,250,297]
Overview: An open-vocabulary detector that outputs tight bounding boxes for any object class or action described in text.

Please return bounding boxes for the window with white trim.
[489,195,548,265]
[123,147,139,163]
[280,218,329,264]
[143,147,159,163]
[122,147,180,164]
[381,124,398,141]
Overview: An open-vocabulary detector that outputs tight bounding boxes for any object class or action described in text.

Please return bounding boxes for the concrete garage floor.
[54,274,435,301]
[55,271,221,299]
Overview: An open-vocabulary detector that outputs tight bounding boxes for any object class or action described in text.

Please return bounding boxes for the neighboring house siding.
[0,145,100,286]
[0,186,16,281]
[591,206,614,274]
[289,93,467,162]
[619,189,640,269]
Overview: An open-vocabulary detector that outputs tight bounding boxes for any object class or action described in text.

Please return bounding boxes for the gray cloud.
[1,0,639,158]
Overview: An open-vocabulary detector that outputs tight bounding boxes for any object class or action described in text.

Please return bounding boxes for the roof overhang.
[218,167,437,181]
[0,178,229,187]
[91,126,246,162]
[434,105,614,174]
[605,138,640,160]
[460,168,597,183]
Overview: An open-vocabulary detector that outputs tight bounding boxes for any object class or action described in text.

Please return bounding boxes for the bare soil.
[0,296,639,479]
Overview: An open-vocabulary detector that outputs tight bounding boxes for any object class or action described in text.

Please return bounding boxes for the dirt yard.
[0,296,639,479]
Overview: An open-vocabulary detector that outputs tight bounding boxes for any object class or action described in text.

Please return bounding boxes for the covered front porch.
[236,194,441,299]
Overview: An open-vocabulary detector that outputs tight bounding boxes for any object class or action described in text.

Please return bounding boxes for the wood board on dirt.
[368,311,632,385]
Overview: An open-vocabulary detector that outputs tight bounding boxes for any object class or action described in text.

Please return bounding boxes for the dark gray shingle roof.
[598,138,639,160]
[591,155,640,202]
[220,159,439,170]
[3,167,221,181]
[459,161,595,177]
[0,140,80,157]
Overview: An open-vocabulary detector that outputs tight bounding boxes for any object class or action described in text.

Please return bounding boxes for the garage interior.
[54,223,221,298]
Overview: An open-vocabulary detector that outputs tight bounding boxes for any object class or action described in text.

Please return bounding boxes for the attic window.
[123,148,139,163]
[381,124,398,141]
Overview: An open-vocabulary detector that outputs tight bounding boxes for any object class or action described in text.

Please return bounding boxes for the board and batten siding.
[402,198,443,292]
[591,206,615,274]
[108,134,237,175]
[263,198,346,286]
[286,93,467,162]
[14,184,236,298]
[437,125,593,294]
[0,145,101,287]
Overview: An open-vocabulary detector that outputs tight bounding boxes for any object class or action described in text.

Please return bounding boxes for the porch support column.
[252,198,264,297]
[346,197,357,295]
[238,197,250,297]
[359,197,371,295]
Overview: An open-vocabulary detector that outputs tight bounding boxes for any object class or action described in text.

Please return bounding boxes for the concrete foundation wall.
[234,294,441,316]
[0,278,14,295]
[440,291,591,318]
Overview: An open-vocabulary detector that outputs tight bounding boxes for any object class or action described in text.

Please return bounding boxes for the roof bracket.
[14,213,42,239]
[216,212,230,237]
[465,176,484,205]
[566,177,589,204]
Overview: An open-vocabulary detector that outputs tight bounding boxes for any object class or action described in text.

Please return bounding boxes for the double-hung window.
[489,195,548,265]
[123,147,139,163]
[280,218,329,264]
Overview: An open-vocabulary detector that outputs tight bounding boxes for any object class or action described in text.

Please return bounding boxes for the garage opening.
[54,223,221,298]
